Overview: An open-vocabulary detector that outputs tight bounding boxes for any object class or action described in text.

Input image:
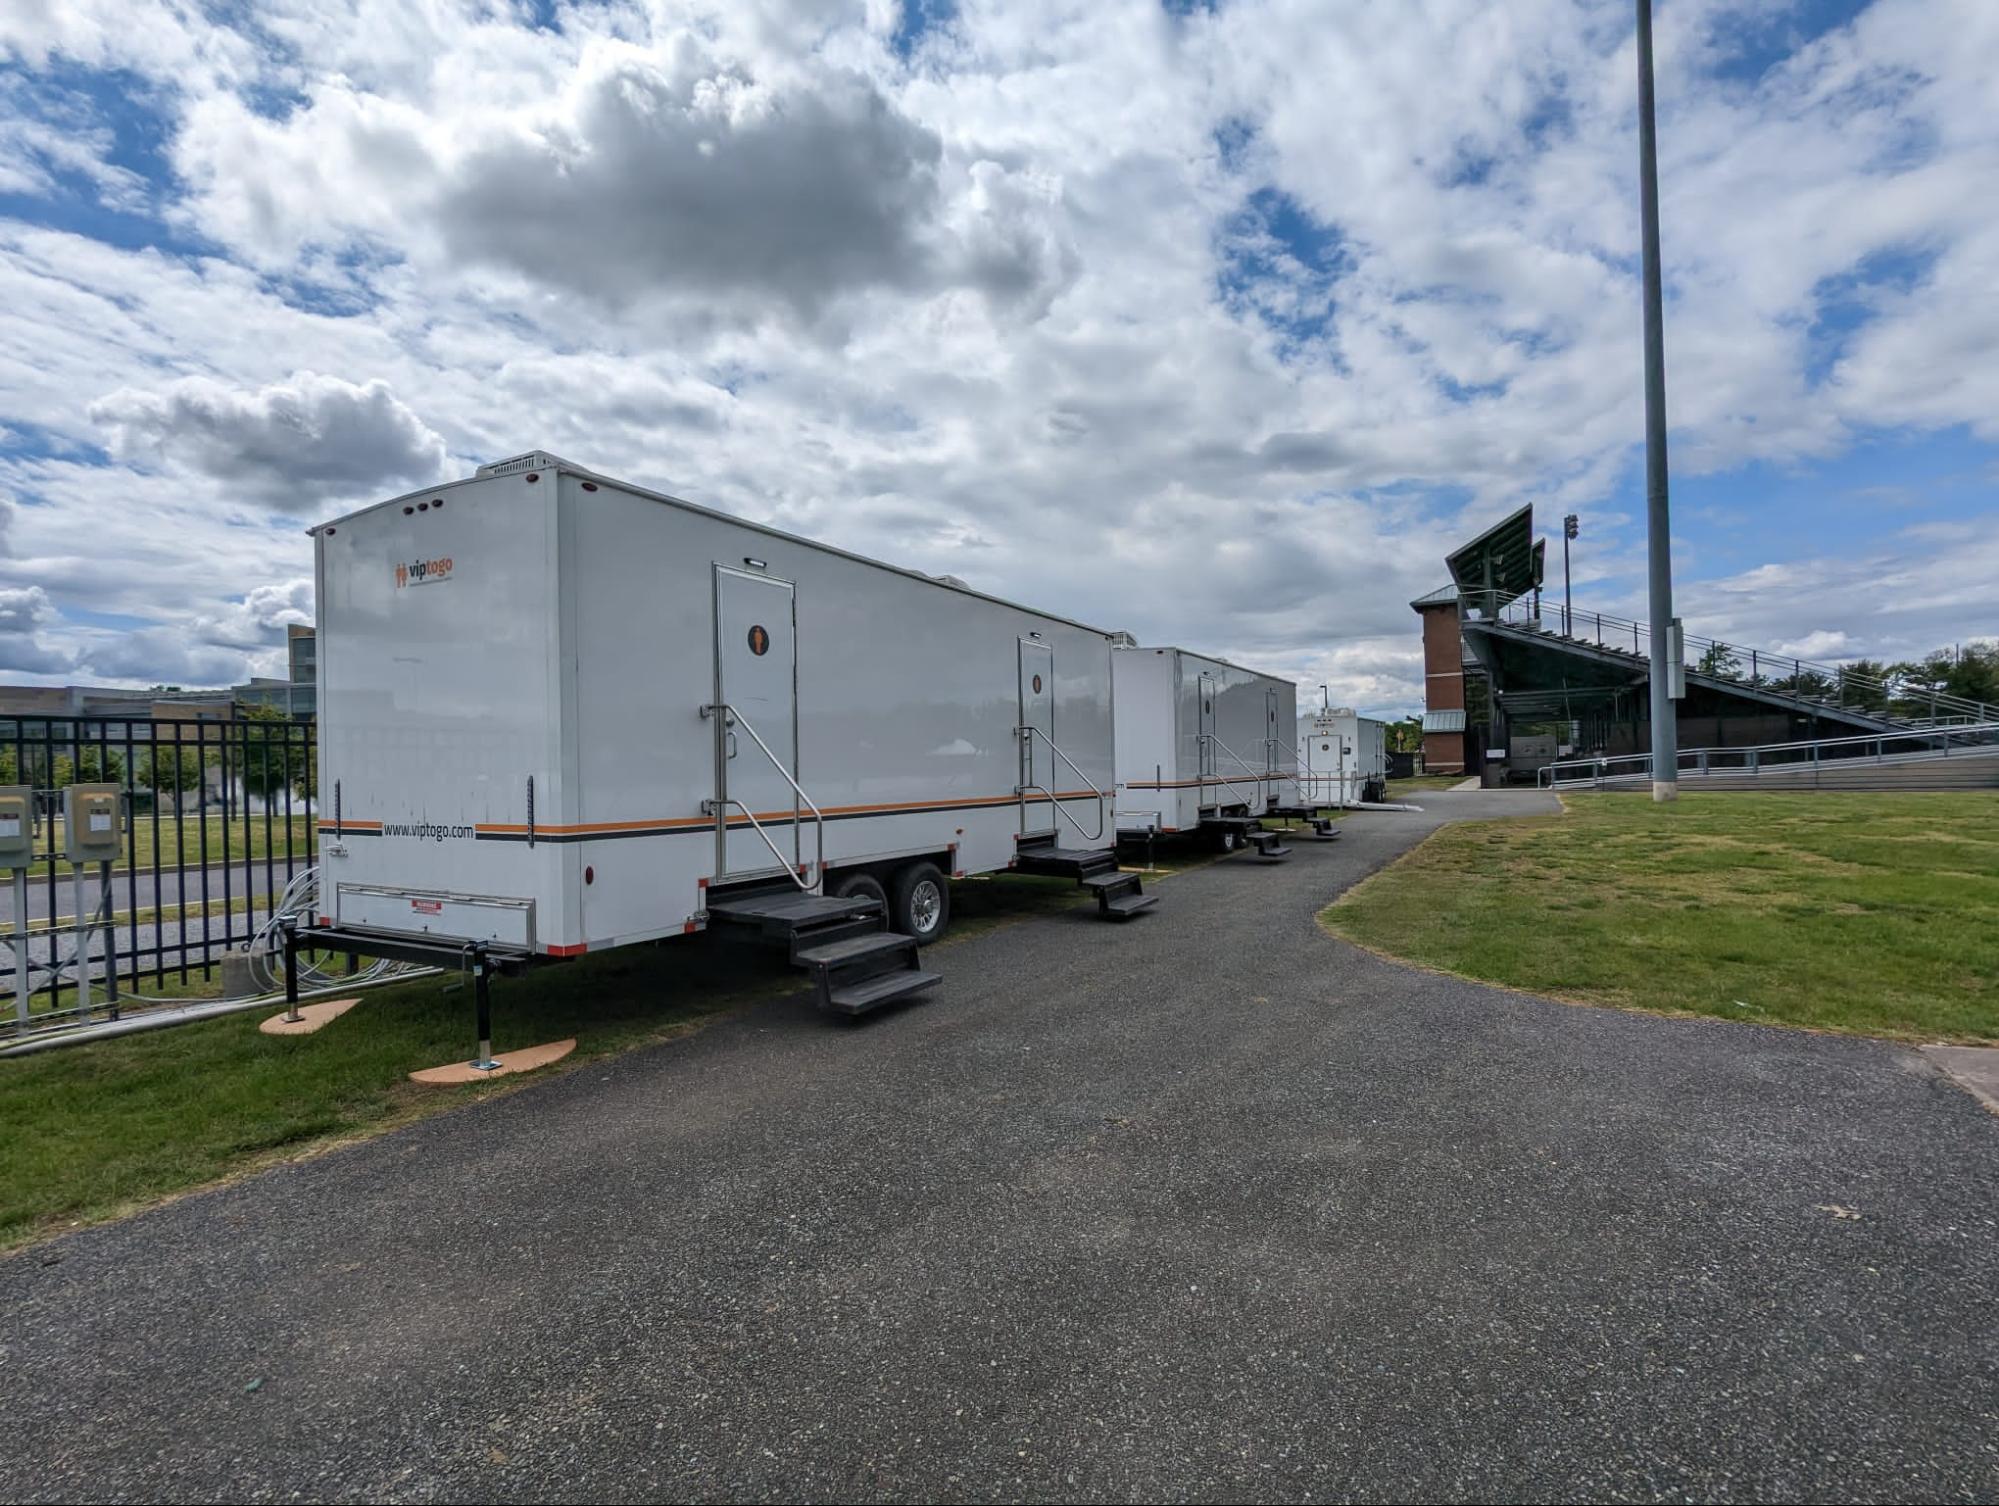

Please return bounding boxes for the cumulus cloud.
[438,52,945,317]
[89,372,448,511]
[194,578,314,651]
[0,585,73,674]
[0,0,1995,695]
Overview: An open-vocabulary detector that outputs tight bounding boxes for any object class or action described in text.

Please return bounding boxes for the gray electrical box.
[0,786,31,869]
[63,783,123,864]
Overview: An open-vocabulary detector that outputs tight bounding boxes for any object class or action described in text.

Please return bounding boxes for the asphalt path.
[0,857,297,925]
[2,792,1994,1502]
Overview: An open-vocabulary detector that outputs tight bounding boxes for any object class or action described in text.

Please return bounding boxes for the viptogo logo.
[395,556,454,589]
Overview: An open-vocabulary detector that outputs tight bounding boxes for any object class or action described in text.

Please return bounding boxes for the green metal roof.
[1446,504,1538,610]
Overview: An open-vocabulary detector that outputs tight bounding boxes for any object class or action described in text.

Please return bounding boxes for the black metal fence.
[0,714,316,1027]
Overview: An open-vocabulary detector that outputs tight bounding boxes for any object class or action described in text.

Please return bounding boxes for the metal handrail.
[1539,720,1999,788]
[1462,589,1995,726]
[1015,725,1107,841]
[702,702,826,891]
[703,797,813,892]
[1197,731,1263,810]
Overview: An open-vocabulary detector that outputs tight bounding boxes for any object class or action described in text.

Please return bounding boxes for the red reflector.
[432,498,444,508]
[324,527,335,535]
[525,472,540,483]
[584,865,595,884]
[403,505,414,514]
[581,481,598,492]
[417,501,428,511]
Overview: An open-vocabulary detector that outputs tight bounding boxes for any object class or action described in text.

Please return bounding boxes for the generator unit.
[1111,645,1302,854]
[307,452,1151,1021]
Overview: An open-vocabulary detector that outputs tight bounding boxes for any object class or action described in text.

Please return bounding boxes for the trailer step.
[1078,870,1135,891]
[1014,844,1119,879]
[793,932,919,971]
[1100,891,1157,918]
[1014,842,1155,919]
[1247,831,1291,859]
[787,916,879,958]
[707,889,881,939]
[825,968,943,1015]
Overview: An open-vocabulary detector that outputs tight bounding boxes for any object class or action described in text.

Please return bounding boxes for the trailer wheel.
[829,870,889,919]
[1212,825,1242,853]
[890,861,950,944]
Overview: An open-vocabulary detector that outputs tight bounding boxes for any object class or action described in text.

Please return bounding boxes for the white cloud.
[0,0,1992,698]
[0,584,72,674]
[89,372,449,511]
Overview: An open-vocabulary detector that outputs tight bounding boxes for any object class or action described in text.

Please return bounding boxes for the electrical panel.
[0,786,31,869]
[63,783,122,864]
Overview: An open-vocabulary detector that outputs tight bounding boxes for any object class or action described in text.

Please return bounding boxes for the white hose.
[245,867,413,994]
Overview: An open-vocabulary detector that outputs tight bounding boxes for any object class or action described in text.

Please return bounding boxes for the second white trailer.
[1112,645,1301,851]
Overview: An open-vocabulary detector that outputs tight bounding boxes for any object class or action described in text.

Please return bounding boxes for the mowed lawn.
[0,868,1168,1249]
[1323,791,1999,1042]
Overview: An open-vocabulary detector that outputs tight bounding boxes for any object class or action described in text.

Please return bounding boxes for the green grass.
[0,864,1216,1250]
[34,814,314,869]
[1322,791,1999,1042]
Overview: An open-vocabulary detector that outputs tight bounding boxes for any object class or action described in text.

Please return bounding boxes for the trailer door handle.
[726,731,739,760]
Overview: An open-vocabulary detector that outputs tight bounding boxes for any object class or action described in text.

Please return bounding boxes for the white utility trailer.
[1298,708,1388,805]
[1111,645,1325,856]
[297,451,1152,1050]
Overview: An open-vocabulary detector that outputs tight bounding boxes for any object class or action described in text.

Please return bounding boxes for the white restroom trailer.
[1112,645,1301,852]
[302,451,1148,1031]
[1298,709,1388,805]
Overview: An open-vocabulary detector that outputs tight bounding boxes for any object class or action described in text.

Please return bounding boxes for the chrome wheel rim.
[910,879,943,934]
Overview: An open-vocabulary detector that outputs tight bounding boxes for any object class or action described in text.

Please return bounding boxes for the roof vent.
[476,451,576,478]
[1108,630,1140,648]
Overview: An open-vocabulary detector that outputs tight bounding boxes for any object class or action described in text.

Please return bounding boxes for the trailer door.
[713,565,800,881]
[1197,673,1218,802]
[1018,638,1055,838]
[1265,688,1280,774]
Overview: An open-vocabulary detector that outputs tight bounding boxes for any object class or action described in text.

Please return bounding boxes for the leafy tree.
[1696,641,1743,679]
[138,746,205,801]
[232,704,311,805]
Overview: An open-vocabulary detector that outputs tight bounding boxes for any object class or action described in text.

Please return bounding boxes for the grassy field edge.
[1319,791,1999,1046]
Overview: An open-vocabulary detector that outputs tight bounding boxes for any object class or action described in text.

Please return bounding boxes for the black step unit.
[1080,868,1158,919]
[1247,829,1292,859]
[827,968,944,1015]
[1014,838,1154,920]
[706,883,935,1016]
[706,888,881,939]
[1013,844,1118,879]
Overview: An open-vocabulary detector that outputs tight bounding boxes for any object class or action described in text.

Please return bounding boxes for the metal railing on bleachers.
[1458,590,1996,730]
[1538,722,1999,791]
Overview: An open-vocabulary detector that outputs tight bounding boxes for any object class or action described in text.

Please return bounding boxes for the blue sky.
[0,0,1994,710]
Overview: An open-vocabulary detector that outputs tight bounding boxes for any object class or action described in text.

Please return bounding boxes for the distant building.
[1410,583,1473,775]
[231,624,316,718]
[0,683,237,735]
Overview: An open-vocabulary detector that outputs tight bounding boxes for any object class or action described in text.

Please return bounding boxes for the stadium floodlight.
[1562,513,1578,636]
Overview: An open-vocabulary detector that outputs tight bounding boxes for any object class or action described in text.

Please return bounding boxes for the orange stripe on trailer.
[545,942,587,957]
[468,789,1106,835]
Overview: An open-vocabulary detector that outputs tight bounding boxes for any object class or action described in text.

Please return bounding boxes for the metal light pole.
[1562,513,1578,636]
[1635,0,1679,802]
